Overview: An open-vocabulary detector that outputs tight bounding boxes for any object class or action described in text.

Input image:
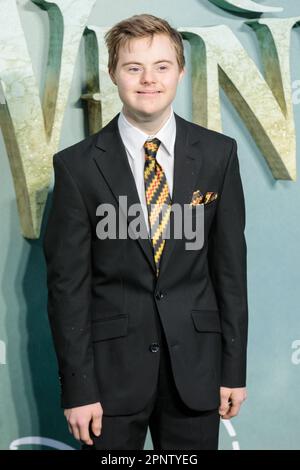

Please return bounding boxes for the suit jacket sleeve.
[43,154,100,408]
[208,138,248,388]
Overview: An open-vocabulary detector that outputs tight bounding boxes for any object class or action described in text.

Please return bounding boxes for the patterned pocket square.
[190,189,218,206]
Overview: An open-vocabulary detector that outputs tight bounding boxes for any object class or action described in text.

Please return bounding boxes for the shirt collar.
[118,107,176,160]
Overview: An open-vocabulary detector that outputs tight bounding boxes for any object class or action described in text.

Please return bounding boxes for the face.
[110,34,185,122]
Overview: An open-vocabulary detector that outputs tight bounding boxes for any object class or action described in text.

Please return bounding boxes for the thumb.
[219,393,231,416]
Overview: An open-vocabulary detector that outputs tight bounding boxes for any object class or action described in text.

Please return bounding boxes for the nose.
[140,68,156,84]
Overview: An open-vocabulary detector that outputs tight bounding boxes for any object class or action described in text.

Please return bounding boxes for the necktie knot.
[144,138,161,159]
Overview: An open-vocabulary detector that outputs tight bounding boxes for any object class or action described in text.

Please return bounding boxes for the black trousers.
[82,330,220,450]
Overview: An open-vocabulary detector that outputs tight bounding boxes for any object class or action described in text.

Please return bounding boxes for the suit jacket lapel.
[93,114,156,273]
[157,113,203,278]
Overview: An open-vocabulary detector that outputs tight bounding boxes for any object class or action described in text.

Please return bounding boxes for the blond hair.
[104,14,185,74]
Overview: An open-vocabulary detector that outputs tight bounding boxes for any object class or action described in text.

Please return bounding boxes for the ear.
[178,67,185,82]
[109,69,117,85]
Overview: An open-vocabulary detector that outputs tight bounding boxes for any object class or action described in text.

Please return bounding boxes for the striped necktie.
[143,138,172,277]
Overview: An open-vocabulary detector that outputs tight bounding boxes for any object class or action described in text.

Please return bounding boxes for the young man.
[43,14,248,450]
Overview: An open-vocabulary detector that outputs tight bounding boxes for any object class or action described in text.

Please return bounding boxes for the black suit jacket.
[43,113,248,415]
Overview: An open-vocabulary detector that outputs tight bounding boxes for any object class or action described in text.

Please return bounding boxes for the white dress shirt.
[118,108,176,233]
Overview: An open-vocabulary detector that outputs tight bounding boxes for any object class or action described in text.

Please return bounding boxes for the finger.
[91,415,102,437]
[222,402,241,419]
[227,402,241,418]
[65,412,72,433]
[68,418,80,440]
[71,424,81,441]
[79,423,94,445]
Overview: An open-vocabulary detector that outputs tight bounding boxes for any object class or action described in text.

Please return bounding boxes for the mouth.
[137,91,161,95]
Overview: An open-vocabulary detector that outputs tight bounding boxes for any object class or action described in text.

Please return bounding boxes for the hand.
[219,387,247,419]
[64,402,103,445]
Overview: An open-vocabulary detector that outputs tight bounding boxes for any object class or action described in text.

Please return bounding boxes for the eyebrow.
[121,60,174,67]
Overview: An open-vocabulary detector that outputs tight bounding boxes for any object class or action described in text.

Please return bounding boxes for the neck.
[122,106,172,135]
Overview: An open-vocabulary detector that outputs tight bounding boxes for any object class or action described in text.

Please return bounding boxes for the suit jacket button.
[155,291,164,300]
[149,343,160,353]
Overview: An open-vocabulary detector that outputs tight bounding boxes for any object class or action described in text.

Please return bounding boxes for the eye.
[128,66,142,73]
[157,65,168,71]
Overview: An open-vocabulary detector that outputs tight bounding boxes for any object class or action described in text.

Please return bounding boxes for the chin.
[136,105,165,116]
